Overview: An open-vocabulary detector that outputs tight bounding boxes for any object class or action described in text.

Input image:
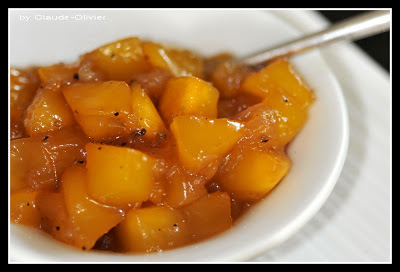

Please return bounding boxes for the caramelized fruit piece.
[62,81,132,141]
[143,41,204,78]
[85,143,155,207]
[218,151,291,202]
[262,92,307,146]
[36,192,74,245]
[10,127,87,192]
[163,166,208,208]
[10,190,41,228]
[182,192,232,240]
[62,81,131,117]
[24,81,75,136]
[116,205,189,252]
[10,67,41,139]
[61,165,124,250]
[158,76,219,125]
[81,37,151,81]
[170,115,244,173]
[38,63,80,83]
[241,58,314,109]
[128,83,167,140]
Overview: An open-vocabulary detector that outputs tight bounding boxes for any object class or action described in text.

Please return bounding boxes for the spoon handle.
[236,10,390,66]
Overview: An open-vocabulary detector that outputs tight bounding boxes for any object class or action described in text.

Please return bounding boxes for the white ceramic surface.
[9,9,349,262]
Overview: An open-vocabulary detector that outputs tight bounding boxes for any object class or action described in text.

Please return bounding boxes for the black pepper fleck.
[133,128,146,137]
[43,135,49,142]
[73,73,79,80]
[56,226,60,231]
[260,136,270,143]
[114,112,119,116]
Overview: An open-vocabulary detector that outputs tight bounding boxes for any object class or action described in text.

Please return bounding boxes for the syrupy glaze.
[10,37,314,253]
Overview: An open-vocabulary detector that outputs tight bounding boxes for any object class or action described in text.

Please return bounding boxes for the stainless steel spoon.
[235,10,390,67]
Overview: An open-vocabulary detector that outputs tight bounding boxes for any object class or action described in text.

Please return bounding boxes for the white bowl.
[9,9,349,262]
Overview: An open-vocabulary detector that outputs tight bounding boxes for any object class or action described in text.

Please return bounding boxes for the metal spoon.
[235,10,390,67]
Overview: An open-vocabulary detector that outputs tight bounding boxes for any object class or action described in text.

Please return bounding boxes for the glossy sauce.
[10,37,314,253]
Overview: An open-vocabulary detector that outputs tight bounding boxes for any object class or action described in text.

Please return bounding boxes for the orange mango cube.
[182,192,232,240]
[38,63,80,83]
[219,151,291,202]
[81,37,151,81]
[10,137,53,192]
[10,68,40,125]
[170,115,244,173]
[116,206,190,252]
[24,82,75,136]
[35,192,74,245]
[142,41,204,78]
[62,81,131,117]
[85,143,155,206]
[10,127,87,192]
[163,168,208,208]
[262,92,307,147]
[62,81,132,141]
[10,190,41,228]
[129,83,167,140]
[241,58,314,109]
[158,76,219,125]
[61,165,124,250]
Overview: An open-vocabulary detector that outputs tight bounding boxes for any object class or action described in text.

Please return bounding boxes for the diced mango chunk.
[62,81,132,141]
[10,137,53,192]
[158,76,219,125]
[10,67,41,139]
[142,41,204,78]
[85,143,155,206]
[10,190,41,228]
[182,192,232,240]
[163,167,208,208]
[61,165,124,250]
[10,68,41,124]
[38,63,80,83]
[241,58,314,109]
[170,115,244,173]
[10,127,87,192]
[128,83,167,140]
[62,81,131,117]
[262,92,307,147]
[218,151,291,202]
[24,81,75,136]
[35,192,74,245]
[116,206,189,252]
[81,37,151,81]
[77,115,129,142]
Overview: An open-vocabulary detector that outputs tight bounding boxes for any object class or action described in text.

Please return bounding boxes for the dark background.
[318,10,390,73]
